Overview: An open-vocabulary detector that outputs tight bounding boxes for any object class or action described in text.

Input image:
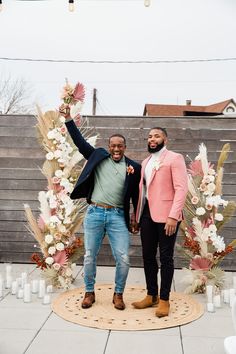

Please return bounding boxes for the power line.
[0,56,236,64]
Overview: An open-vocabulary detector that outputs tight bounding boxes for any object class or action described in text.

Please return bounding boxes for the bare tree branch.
[0,74,35,114]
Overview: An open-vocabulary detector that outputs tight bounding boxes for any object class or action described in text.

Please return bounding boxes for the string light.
[68,0,75,12]
[144,0,150,7]
[0,0,3,12]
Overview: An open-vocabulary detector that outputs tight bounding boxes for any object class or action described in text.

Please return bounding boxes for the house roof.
[143,99,235,116]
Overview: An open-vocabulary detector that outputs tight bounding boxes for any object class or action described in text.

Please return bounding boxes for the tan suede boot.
[132,295,158,309]
[155,299,170,317]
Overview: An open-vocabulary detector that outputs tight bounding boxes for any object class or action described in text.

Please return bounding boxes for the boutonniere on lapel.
[127,165,134,175]
[153,159,163,171]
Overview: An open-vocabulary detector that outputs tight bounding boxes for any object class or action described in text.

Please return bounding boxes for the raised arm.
[59,104,95,160]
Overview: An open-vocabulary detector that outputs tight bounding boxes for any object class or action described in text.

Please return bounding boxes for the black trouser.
[140,201,180,301]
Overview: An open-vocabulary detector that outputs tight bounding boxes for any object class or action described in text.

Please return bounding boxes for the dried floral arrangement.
[179,143,236,294]
[24,81,97,288]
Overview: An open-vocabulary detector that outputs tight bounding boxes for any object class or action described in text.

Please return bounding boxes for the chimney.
[186,100,192,106]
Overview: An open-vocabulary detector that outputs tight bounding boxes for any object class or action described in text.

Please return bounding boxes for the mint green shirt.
[91,157,126,208]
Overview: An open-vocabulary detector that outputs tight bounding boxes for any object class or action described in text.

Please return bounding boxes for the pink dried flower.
[191,196,199,205]
[73,82,85,102]
[53,250,68,266]
[190,257,212,271]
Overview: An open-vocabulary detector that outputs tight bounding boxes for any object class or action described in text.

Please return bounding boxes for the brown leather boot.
[113,293,125,310]
[155,299,170,317]
[81,292,95,309]
[132,295,159,309]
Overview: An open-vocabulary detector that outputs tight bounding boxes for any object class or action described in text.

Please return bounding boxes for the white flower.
[48,246,56,255]
[45,234,53,244]
[45,257,54,265]
[53,263,61,270]
[208,168,215,175]
[58,224,67,233]
[56,242,65,251]
[54,149,62,158]
[60,116,66,123]
[63,217,72,224]
[222,200,229,207]
[208,224,217,233]
[47,130,55,140]
[65,268,73,277]
[196,207,206,216]
[207,183,216,192]
[203,176,211,184]
[50,215,61,224]
[55,169,63,178]
[215,213,224,221]
[210,234,225,252]
[46,152,54,160]
[153,159,162,171]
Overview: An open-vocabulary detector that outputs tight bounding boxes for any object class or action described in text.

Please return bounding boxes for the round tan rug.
[52,284,204,331]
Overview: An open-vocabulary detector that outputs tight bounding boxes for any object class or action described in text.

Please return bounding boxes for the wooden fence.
[0,114,236,269]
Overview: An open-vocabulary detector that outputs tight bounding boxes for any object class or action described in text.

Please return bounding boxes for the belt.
[90,202,115,209]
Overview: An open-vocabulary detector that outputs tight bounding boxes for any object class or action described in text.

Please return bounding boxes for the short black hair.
[109,134,126,145]
[149,127,168,137]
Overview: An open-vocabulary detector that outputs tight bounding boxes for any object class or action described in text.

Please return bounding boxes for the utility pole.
[92,88,97,115]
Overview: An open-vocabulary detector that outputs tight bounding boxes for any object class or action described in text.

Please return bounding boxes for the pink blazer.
[136,149,188,223]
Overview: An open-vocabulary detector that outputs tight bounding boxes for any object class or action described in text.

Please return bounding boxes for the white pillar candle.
[233,276,236,290]
[213,294,221,308]
[11,281,18,295]
[23,284,31,303]
[6,264,12,277]
[5,275,12,289]
[46,285,53,293]
[42,294,51,305]
[31,280,39,294]
[0,278,3,297]
[230,288,235,307]
[17,288,24,299]
[206,285,213,303]
[223,289,230,303]
[38,279,46,298]
[16,277,22,288]
[207,303,215,312]
[21,272,27,287]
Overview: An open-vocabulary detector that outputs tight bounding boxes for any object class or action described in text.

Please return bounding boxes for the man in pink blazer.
[132,127,188,317]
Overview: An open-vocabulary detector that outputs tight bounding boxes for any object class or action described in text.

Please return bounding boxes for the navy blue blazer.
[65,120,141,229]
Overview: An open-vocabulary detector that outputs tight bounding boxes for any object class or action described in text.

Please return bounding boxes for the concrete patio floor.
[0,263,234,354]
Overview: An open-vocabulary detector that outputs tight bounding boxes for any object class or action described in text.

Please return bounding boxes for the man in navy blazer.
[61,107,141,310]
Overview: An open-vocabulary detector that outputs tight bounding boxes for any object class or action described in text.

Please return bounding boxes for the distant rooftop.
[143,99,236,116]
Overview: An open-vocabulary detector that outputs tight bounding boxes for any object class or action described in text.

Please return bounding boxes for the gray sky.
[0,0,236,115]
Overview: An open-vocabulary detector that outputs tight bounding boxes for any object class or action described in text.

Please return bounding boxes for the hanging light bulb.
[68,0,75,12]
[0,0,3,12]
[144,0,151,7]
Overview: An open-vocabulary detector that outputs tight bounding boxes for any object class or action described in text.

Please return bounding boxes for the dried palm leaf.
[198,143,209,175]
[70,213,85,234]
[24,204,46,254]
[217,143,230,172]
[41,159,59,178]
[69,246,84,263]
[215,167,223,195]
[215,201,236,231]
[41,267,58,286]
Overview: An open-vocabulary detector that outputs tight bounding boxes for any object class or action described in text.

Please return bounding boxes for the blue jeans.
[83,204,130,294]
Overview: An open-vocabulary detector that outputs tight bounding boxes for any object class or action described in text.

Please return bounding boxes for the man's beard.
[148,141,165,153]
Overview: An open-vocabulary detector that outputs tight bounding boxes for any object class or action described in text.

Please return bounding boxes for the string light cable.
[0,57,236,64]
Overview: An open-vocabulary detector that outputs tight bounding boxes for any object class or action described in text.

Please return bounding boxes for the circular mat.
[52,284,204,331]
